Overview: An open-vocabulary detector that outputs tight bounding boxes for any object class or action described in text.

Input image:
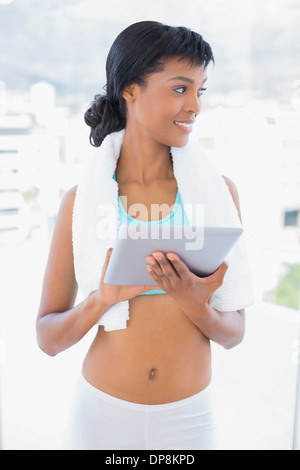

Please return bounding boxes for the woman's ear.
[122,84,137,103]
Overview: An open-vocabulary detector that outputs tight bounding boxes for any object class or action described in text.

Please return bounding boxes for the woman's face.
[124,56,208,148]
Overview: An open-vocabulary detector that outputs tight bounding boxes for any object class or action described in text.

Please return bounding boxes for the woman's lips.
[174,120,194,133]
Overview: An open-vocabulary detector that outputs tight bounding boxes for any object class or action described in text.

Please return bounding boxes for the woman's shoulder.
[222,175,238,198]
[222,175,242,222]
[55,185,78,225]
[65,184,78,197]
[61,185,78,207]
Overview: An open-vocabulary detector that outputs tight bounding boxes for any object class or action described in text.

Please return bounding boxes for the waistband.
[79,373,213,412]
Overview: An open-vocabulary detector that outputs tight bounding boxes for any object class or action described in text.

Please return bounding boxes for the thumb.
[142,285,159,292]
[219,260,229,274]
[216,261,229,283]
[101,248,113,277]
[209,261,229,285]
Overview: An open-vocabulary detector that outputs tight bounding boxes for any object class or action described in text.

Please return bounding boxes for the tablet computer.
[104,225,243,286]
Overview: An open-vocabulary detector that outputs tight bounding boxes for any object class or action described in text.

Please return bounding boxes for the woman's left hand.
[146,251,228,310]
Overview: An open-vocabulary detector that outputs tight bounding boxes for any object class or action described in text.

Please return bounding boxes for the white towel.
[72,129,253,331]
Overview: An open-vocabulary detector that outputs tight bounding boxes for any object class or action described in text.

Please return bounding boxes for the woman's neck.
[116,127,173,187]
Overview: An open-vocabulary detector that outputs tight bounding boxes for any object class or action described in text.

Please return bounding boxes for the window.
[284,209,300,227]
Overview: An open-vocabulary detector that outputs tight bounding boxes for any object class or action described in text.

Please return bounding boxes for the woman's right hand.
[97,248,157,307]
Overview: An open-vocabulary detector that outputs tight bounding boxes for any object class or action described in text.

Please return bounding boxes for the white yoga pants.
[62,374,218,450]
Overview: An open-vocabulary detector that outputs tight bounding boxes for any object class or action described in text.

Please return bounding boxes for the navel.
[149,368,157,380]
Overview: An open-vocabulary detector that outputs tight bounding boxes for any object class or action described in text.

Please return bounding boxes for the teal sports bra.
[113,171,190,295]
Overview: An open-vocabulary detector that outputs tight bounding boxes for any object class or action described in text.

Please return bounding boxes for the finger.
[145,255,159,269]
[216,261,229,277]
[100,247,113,280]
[209,261,229,285]
[152,252,180,280]
[146,264,164,288]
[166,252,190,279]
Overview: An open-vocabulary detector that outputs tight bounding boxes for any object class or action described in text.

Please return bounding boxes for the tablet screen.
[104,225,243,286]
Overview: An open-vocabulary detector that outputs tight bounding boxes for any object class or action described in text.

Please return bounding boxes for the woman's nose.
[183,94,202,115]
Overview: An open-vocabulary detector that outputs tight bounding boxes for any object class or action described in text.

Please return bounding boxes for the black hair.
[84,21,214,147]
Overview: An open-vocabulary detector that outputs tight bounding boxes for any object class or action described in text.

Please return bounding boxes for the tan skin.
[36,57,245,405]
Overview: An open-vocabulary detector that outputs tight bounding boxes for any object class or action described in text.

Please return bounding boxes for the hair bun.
[84,94,107,128]
[84,94,124,147]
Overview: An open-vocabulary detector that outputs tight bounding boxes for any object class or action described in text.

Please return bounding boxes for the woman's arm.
[146,175,246,349]
[147,254,245,349]
[175,292,245,350]
[36,186,157,356]
[36,187,112,356]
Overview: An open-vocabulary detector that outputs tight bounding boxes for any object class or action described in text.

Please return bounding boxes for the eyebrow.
[167,76,208,85]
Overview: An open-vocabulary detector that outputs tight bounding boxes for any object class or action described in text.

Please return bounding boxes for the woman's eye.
[174,86,207,96]
[198,87,207,97]
[174,86,186,94]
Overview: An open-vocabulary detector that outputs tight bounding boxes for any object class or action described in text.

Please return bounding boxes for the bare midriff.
[83,174,211,404]
[82,293,211,405]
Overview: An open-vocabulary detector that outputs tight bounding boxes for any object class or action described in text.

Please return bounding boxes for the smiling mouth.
[174,121,194,132]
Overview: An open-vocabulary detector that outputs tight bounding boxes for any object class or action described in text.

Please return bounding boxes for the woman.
[36,21,253,450]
